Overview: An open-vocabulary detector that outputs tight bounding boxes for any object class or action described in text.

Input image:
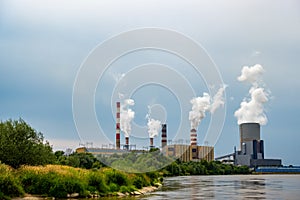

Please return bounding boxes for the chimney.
[116,102,121,149]
[125,137,129,150]
[161,124,167,149]
[190,128,197,146]
[150,137,154,148]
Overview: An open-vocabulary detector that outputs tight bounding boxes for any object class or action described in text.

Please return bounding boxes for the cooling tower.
[190,128,197,146]
[116,102,121,149]
[239,122,260,151]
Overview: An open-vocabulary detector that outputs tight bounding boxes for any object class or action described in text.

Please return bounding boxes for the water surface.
[141,174,300,199]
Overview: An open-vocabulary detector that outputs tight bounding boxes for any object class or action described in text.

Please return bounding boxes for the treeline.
[0,119,104,170]
[54,151,105,169]
[98,149,174,173]
[161,159,250,176]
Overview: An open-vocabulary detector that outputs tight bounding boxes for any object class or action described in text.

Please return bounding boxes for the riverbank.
[1,159,253,199]
[12,184,162,200]
[0,163,162,199]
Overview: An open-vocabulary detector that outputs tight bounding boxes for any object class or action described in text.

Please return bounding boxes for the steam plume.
[234,64,269,125]
[147,119,161,138]
[189,86,225,130]
[120,99,135,137]
[146,107,161,138]
[210,86,226,113]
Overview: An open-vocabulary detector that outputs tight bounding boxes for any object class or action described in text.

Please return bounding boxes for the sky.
[0,0,299,165]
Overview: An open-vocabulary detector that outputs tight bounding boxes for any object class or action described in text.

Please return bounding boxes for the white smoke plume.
[146,106,162,138]
[189,86,225,130]
[234,64,269,125]
[147,118,161,138]
[120,99,135,137]
[210,86,226,114]
[237,64,264,85]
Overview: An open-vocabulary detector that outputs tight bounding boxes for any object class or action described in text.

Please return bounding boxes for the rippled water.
[141,175,300,200]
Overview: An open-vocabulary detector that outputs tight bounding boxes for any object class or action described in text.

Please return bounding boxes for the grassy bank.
[0,160,251,199]
[0,163,161,199]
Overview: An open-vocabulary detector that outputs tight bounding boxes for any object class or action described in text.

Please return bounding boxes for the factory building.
[163,126,214,162]
[76,147,129,156]
[166,144,214,162]
[234,123,281,167]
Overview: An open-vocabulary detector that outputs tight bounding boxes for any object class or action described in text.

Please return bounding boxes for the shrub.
[18,165,89,198]
[119,185,128,193]
[109,183,118,192]
[103,169,129,186]
[132,174,150,189]
[0,163,24,198]
[88,172,109,193]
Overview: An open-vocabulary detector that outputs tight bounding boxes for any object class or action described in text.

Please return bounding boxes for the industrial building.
[76,147,129,156]
[166,144,214,162]
[163,127,214,162]
[234,123,282,167]
[75,102,214,162]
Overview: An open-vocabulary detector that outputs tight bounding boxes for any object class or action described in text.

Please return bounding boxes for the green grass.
[0,164,161,198]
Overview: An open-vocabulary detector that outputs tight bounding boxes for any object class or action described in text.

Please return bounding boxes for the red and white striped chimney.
[190,128,197,146]
[161,124,167,149]
[116,102,121,149]
[125,137,129,150]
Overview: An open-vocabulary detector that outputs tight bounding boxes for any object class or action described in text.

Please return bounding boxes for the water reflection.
[141,175,300,200]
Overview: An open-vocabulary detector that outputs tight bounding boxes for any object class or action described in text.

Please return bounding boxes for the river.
[140,174,300,200]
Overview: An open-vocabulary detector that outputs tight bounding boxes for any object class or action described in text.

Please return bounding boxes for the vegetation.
[0,118,251,199]
[98,150,174,173]
[0,119,55,168]
[0,164,160,199]
[0,163,24,200]
[161,159,251,176]
[54,151,104,169]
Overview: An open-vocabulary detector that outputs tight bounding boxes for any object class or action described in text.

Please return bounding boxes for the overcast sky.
[0,0,299,165]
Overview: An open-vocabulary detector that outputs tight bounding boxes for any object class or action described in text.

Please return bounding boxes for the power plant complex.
[76,102,215,162]
[77,102,281,168]
[75,65,287,170]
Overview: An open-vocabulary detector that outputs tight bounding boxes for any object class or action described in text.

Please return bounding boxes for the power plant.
[76,101,215,162]
[77,100,281,168]
[75,65,288,169]
[216,122,282,168]
[234,122,281,167]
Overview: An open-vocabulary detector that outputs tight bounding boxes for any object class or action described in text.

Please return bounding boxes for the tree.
[0,119,55,168]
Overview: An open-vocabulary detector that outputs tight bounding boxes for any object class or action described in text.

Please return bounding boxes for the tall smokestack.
[190,128,197,146]
[161,124,167,149]
[116,102,121,149]
[150,138,154,148]
[125,137,129,150]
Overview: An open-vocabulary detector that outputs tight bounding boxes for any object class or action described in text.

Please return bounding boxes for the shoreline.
[12,184,162,200]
